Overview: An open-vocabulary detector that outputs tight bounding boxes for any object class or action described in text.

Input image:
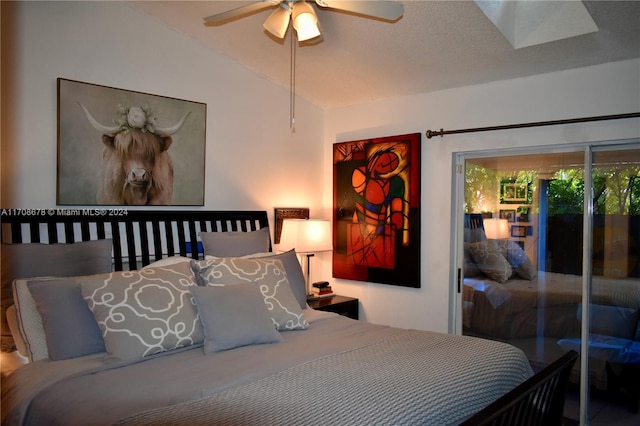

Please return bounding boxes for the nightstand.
[308,295,359,320]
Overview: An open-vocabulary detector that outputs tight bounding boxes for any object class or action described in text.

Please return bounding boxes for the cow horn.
[78,103,120,134]
[155,112,191,135]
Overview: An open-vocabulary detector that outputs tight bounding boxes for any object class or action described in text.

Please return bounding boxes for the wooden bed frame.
[459,350,578,426]
[0,210,270,271]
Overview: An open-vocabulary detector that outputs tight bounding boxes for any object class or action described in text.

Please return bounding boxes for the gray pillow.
[464,227,487,243]
[190,257,308,331]
[496,240,537,280]
[468,239,512,283]
[244,249,307,309]
[27,277,105,360]
[190,285,282,353]
[1,239,113,351]
[200,228,270,257]
[81,262,203,361]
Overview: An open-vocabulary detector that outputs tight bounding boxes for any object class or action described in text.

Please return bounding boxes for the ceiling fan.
[204,0,404,42]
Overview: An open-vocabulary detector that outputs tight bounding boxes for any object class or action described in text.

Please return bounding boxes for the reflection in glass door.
[584,147,640,422]
[459,146,640,424]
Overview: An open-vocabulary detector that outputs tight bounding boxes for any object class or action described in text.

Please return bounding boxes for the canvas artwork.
[333,133,421,287]
[57,78,206,206]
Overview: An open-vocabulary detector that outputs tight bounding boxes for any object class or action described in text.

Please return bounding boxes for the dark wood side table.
[308,295,359,320]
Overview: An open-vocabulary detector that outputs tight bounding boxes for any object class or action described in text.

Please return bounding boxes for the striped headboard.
[0,210,270,271]
[464,213,485,231]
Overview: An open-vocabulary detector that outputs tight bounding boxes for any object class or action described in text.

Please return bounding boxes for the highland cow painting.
[333,133,421,287]
[57,78,206,206]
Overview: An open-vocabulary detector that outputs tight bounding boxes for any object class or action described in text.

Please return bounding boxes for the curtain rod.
[425,112,640,139]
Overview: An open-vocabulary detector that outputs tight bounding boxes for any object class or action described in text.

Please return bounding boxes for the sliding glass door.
[457,142,640,425]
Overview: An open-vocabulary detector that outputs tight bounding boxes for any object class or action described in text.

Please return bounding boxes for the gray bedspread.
[2,310,532,426]
[464,271,640,339]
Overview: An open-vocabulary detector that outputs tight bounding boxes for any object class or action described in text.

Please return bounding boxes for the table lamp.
[279,219,332,299]
[483,218,509,240]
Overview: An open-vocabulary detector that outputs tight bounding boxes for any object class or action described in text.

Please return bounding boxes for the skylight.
[474,0,598,49]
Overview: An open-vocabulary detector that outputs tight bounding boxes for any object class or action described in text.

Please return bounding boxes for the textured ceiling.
[129,1,640,109]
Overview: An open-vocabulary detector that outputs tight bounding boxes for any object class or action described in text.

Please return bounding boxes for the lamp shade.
[292,1,321,41]
[279,219,332,253]
[484,218,509,239]
[263,5,290,39]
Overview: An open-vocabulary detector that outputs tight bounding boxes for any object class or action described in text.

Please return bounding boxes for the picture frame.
[500,180,531,204]
[500,209,516,223]
[332,133,421,288]
[274,207,310,244]
[511,225,527,238]
[516,206,530,222]
[57,78,206,206]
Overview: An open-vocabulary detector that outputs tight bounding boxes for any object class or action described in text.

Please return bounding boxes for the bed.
[1,210,533,425]
[464,273,640,342]
[462,214,640,392]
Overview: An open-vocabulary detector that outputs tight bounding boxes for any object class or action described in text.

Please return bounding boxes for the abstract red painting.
[333,133,421,287]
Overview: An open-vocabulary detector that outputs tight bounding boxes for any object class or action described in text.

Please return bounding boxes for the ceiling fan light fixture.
[292,2,321,41]
[263,4,291,39]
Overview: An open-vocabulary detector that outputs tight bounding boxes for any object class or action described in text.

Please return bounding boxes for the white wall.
[0,1,325,230]
[324,59,640,332]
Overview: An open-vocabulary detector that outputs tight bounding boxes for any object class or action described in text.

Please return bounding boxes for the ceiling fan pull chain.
[290,27,296,131]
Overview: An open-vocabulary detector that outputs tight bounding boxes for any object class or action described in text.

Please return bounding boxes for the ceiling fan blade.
[315,0,403,21]
[204,0,281,25]
[263,5,291,39]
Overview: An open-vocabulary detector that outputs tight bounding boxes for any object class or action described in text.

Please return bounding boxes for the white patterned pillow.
[81,262,203,361]
[468,239,513,283]
[12,278,51,361]
[190,257,308,331]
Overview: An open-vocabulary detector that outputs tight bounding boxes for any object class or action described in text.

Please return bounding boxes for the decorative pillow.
[27,278,106,360]
[12,278,51,361]
[242,250,307,309]
[464,227,487,243]
[468,240,512,283]
[191,257,308,331]
[496,240,537,280]
[1,239,113,352]
[81,262,203,361]
[190,285,282,353]
[200,228,270,257]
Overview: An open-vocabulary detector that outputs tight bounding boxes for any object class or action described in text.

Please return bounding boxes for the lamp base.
[306,293,320,302]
